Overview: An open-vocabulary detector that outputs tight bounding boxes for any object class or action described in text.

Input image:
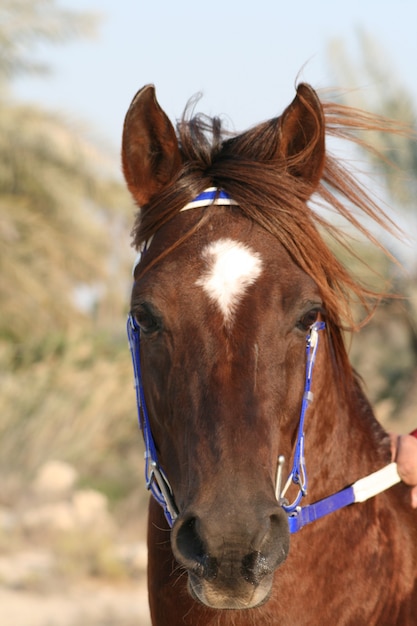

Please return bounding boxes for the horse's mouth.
[187,571,274,610]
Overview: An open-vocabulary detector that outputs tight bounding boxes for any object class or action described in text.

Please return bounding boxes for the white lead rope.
[352,462,401,502]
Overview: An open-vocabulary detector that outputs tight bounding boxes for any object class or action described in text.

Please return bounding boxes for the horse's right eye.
[296,307,323,332]
[134,305,161,335]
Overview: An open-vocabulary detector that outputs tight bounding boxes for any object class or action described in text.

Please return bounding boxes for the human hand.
[390,433,417,508]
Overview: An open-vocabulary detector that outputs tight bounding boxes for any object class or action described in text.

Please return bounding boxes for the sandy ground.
[0,581,151,626]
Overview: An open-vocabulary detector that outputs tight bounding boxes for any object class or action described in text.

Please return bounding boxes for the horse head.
[121,83,412,618]
[121,83,338,609]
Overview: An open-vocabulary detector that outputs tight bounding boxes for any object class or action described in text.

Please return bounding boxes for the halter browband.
[127,188,401,533]
[182,187,239,211]
[132,187,238,275]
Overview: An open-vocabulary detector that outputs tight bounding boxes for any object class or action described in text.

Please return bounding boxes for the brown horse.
[122,83,417,625]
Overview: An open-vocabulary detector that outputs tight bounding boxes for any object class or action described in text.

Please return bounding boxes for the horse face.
[131,211,323,609]
[125,82,327,610]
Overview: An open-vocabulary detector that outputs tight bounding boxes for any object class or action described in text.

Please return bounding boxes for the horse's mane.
[132,95,404,339]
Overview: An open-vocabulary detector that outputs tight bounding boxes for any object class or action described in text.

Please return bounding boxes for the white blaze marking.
[196,238,263,323]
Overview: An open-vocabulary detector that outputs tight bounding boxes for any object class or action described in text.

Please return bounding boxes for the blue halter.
[279,320,326,514]
[127,311,326,531]
[127,313,178,527]
[127,188,401,533]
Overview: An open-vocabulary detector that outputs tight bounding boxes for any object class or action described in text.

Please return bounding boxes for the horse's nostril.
[176,516,204,561]
[198,554,218,581]
[241,551,272,586]
[174,516,218,580]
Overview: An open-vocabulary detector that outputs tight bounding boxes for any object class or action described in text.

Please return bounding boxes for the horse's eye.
[134,305,161,335]
[297,308,322,332]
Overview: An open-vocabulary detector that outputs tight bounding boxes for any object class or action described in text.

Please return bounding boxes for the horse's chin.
[187,572,273,610]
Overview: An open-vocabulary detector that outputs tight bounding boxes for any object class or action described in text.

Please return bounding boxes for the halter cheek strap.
[127,314,178,527]
[275,322,401,532]
[278,321,326,513]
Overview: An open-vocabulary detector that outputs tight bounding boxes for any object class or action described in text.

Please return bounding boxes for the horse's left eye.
[134,305,161,335]
[297,308,322,332]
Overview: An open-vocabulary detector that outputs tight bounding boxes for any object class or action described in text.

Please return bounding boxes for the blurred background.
[0,1,416,624]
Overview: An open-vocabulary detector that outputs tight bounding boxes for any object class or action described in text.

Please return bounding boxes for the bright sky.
[15,0,417,152]
[12,0,417,265]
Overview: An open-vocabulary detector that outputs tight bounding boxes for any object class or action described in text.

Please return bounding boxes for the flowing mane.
[132,94,402,333]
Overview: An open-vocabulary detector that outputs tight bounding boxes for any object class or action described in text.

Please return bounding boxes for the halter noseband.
[127,188,401,533]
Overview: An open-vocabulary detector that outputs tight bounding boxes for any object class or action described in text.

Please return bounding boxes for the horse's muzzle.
[171,505,290,609]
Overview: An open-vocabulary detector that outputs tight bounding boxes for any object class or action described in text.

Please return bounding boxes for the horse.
[122,83,417,625]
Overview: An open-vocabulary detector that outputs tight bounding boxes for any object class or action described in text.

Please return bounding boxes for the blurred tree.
[327,30,417,209]
[327,31,417,430]
[0,1,139,487]
[0,0,97,83]
[0,0,132,347]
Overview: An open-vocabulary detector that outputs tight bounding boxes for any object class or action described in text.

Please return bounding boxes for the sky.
[12,0,417,263]
[14,0,417,153]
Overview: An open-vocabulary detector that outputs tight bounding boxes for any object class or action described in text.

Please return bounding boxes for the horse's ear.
[279,83,325,193]
[122,85,182,206]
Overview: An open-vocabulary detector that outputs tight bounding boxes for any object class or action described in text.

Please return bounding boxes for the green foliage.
[0,0,141,497]
[0,99,132,343]
[327,30,417,209]
[0,0,98,82]
[327,31,417,428]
